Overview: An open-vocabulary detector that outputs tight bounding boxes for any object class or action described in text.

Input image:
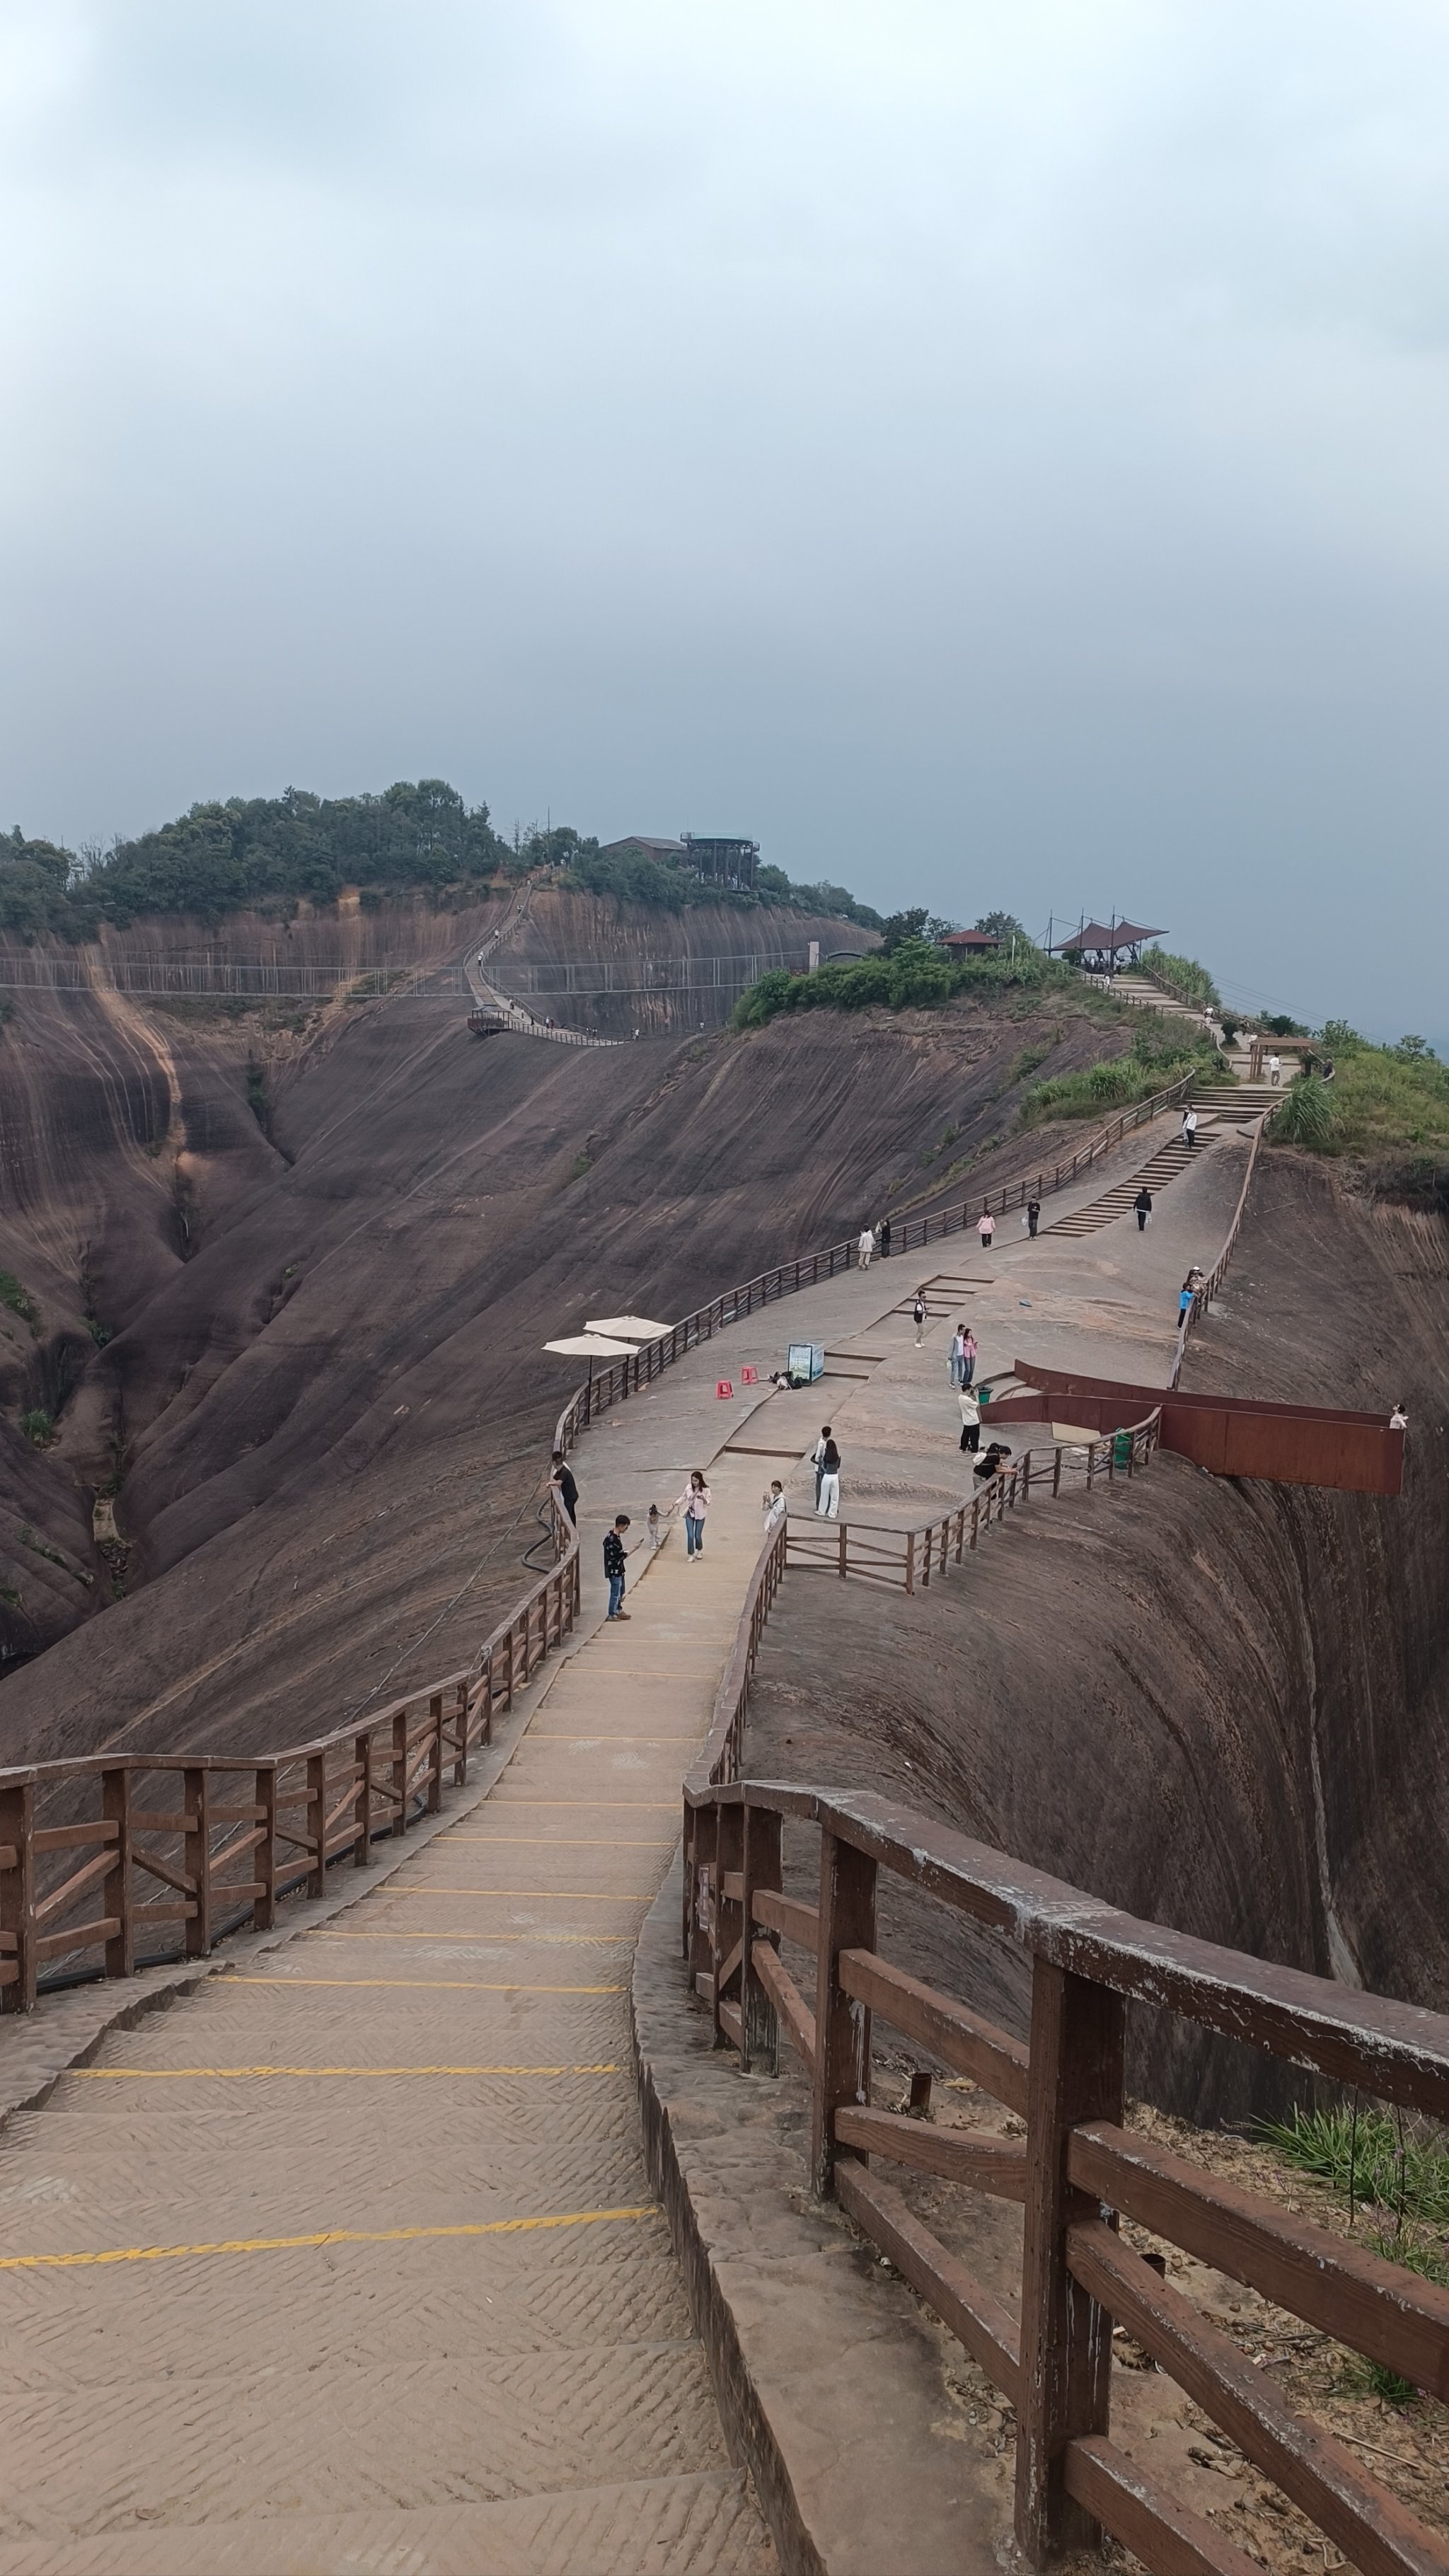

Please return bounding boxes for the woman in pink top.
[977,1211,995,1252]
[676,1469,711,1559]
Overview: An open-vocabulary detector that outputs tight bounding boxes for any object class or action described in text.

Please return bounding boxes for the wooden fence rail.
[0,1521,579,2010]
[783,1418,1159,1591]
[681,1777,1449,2576]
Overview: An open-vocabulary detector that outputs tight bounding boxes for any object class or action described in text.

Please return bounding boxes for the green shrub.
[733,931,1072,1029]
[0,1271,37,1329]
[20,1410,54,1447]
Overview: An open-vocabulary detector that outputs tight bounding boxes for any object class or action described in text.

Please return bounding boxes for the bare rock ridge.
[0,894,1124,1745]
[2,894,1444,2127]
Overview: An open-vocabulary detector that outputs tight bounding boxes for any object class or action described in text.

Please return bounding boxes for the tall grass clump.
[1261,2103,1449,2401]
[1269,1024,1449,1188]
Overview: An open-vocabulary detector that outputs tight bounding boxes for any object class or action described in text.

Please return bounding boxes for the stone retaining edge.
[632,1851,826,2576]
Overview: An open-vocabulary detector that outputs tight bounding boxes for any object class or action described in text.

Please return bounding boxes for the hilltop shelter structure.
[936,928,1000,955]
[1053,917,1164,971]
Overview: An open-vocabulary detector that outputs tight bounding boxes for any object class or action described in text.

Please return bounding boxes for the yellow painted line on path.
[71,2062,621,2081]
[314,1931,633,1946]
[224,1976,625,1993]
[371,1888,653,1902]
[0,2205,659,2273]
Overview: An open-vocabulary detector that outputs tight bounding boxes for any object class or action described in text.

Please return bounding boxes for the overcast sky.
[3,1,1447,1040]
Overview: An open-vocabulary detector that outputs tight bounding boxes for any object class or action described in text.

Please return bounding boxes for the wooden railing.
[1170,1099,1281,1390]
[785,1417,1160,1592]
[0,1518,579,2011]
[554,1093,1194,1444]
[681,1779,1449,2575]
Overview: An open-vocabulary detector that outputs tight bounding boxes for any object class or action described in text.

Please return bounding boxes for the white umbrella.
[585,1314,673,1339]
[542,1330,642,1392]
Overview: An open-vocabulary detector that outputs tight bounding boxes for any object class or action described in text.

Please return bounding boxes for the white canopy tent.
[585,1315,674,1340]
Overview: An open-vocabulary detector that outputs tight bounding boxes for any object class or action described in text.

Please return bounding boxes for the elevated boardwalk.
[0,1118,1264,2571]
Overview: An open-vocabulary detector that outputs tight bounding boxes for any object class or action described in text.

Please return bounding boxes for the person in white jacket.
[857,1227,874,1269]
[762,1481,787,1535]
[957,1386,981,1455]
[812,1425,831,1510]
[675,1470,711,1560]
[816,1438,841,1518]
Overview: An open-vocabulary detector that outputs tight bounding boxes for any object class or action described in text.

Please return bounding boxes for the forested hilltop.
[0,781,882,939]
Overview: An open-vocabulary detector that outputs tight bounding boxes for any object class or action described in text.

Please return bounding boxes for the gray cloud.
[1,0,1447,1038]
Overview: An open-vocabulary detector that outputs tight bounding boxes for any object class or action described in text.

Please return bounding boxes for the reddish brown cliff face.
[0,911,1123,1753]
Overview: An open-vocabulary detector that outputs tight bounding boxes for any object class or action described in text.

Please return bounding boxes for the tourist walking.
[1025,1197,1041,1239]
[913,1290,927,1346]
[1133,1186,1153,1233]
[1179,1107,1199,1149]
[813,1425,832,1508]
[1177,1273,1199,1332]
[949,1324,966,1386]
[816,1438,842,1518]
[604,1516,631,1621]
[962,1328,978,1386]
[1267,1053,1281,1086]
[977,1208,996,1252]
[674,1469,711,1559]
[857,1226,875,1269]
[763,1479,787,1534]
[877,1216,892,1258]
[958,1385,981,1454]
[550,1450,579,1527]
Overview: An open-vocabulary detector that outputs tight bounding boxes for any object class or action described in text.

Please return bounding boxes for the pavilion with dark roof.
[1053,918,1164,969]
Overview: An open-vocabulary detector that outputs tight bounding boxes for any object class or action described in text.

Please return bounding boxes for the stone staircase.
[1046,1128,1215,1239]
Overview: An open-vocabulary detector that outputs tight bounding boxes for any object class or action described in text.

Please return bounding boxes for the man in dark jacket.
[1026,1198,1041,1238]
[604,1516,631,1620]
[1133,1188,1153,1233]
[550,1450,579,1526]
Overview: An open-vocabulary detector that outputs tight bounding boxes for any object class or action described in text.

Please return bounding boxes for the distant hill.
[1,782,883,939]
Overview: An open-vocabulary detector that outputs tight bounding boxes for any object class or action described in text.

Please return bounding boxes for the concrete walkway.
[0,1113,1249,2574]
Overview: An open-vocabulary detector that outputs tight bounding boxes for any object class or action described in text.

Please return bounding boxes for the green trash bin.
[1112,1430,1133,1469]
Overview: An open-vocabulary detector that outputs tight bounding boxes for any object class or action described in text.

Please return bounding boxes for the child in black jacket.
[604,1516,631,1621]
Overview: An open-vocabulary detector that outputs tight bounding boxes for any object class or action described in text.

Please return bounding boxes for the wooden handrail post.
[1,1779,36,2011]
[427,1693,444,1815]
[689,1802,718,1994]
[185,1767,212,1956]
[838,1524,848,1582]
[905,1530,916,1594]
[354,1728,374,1866]
[1053,1446,1063,1498]
[1015,1958,1125,2564]
[741,1802,782,2076]
[102,1767,132,1979]
[712,1802,744,2048]
[306,1752,326,1899]
[811,1825,877,2199]
[452,1677,468,1784]
[392,1707,409,1835]
[254,1767,276,1930]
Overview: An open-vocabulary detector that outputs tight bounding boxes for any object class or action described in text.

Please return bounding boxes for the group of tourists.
[857,1218,893,1265]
